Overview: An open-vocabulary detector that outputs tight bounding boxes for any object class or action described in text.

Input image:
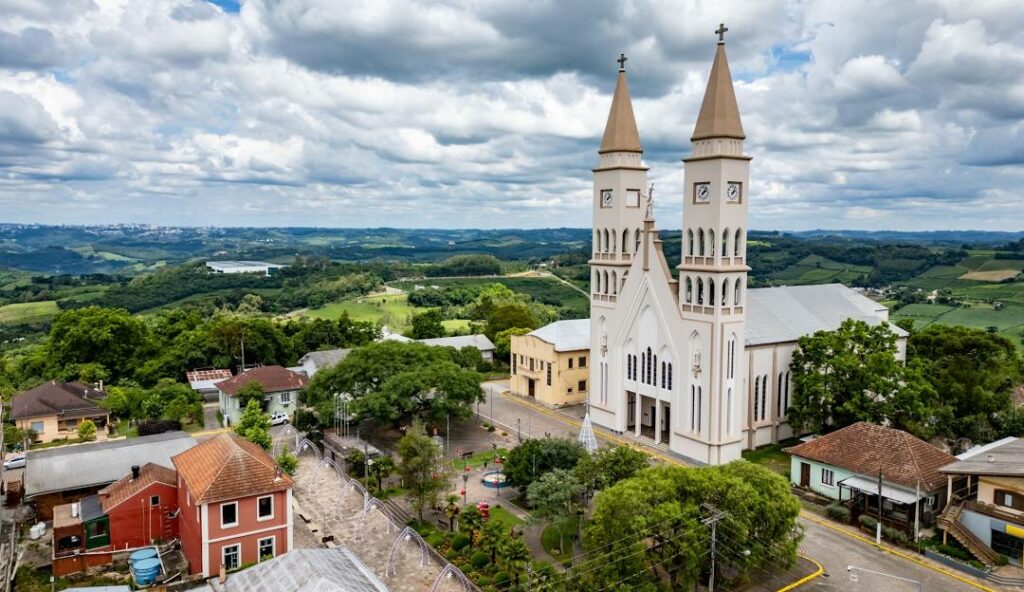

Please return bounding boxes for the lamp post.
[462,462,470,504]
[492,442,499,499]
[847,565,922,592]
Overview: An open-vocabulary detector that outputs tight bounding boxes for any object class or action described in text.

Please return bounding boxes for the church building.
[587,28,906,465]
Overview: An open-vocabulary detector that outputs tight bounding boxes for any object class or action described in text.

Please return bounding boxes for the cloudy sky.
[1,0,1022,231]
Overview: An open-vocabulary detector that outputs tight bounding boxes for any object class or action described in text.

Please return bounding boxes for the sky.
[0,0,1022,231]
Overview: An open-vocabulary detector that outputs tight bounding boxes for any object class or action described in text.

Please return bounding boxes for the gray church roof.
[745,284,906,346]
[25,431,196,497]
[222,548,389,592]
[529,319,591,352]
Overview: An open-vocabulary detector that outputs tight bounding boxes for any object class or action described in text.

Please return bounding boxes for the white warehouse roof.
[527,319,590,352]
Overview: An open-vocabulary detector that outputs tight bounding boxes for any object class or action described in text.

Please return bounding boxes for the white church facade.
[587,32,906,465]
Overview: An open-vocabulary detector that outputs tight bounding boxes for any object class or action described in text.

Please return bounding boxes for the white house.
[217,366,308,426]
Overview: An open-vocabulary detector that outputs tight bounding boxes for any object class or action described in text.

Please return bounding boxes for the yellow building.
[939,437,1024,566]
[510,319,590,408]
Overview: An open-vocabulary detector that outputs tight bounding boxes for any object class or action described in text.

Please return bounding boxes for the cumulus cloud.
[0,0,1021,230]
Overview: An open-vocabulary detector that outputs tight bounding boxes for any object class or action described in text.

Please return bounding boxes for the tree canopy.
[47,306,149,382]
[397,420,447,521]
[504,436,585,490]
[305,340,484,425]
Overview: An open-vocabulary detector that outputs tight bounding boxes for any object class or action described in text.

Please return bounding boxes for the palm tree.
[481,520,504,564]
[444,494,461,531]
[499,537,531,588]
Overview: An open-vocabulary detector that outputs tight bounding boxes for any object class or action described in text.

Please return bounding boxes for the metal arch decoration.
[295,438,321,462]
[355,498,398,535]
[339,478,369,515]
[270,425,300,457]
[428,563,473,592]
[386,526,431,577]
[313,457,347,490]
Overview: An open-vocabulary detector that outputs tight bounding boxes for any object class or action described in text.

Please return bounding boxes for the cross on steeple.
[617,53,628,72]
[716,22,729,44]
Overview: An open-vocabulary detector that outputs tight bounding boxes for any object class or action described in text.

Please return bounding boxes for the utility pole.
[702,504,726,592]
[877,467,884,545]
[240,331,246,372]
[914,479,921,543]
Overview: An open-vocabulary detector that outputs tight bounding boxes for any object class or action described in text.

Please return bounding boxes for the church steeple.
[691,33,744,142]
[599,54,643,154]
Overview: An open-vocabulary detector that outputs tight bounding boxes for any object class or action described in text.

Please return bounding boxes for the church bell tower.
[677,26,750,464]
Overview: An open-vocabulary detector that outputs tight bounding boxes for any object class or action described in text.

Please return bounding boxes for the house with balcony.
[11,381,109,444]
[510,319,590,408]
[785,422,954,533]
[173,433,294,577]
[216,365,307,426]
[938,437,1024,566]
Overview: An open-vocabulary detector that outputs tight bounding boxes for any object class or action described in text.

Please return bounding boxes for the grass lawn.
[488,505,524,530]
[541,521,576,565]
[114,421,138,438]
[0,300,58,324]
[462,447,509,469]
[303,293,422,332]
[442,319,473,333]
[741,439,799,476]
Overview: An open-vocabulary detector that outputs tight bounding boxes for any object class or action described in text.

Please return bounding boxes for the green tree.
[909,325,1021,442]
[371,455,397,491]
[499,537,531,588]
[572,444,649,492]
[459,504,484,541]
[493,327,531,361]
[276,449,299,475]
[306,341,483,425]
[444,493,461,531]
[409,309,447,339]
[484,304,537,341]
[527,468,584,554]
[397,420,446,521]
[504,436,585,490]
[480,519,506,564]
[236,381,266,411]
[235,399,272,449]
[77,419,97,442]
[788,319,935,436]
[583,461,801,590]
[3,425,30,450]
[47,306,151,382]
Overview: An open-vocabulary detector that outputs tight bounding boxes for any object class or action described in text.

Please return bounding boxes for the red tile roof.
[215,366,307,396]
[172,433,292,504]
[98,463,177,513]
[784,422,955,491]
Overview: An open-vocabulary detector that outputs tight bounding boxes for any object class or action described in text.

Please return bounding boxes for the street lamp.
[462,462,470,504]
[847,565,922,591]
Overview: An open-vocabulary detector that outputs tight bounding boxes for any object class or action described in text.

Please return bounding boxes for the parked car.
[269,412,289,426]
[3,454,26,470]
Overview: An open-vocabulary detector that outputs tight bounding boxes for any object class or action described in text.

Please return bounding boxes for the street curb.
[775,554,824,592]
[800,512,998,592]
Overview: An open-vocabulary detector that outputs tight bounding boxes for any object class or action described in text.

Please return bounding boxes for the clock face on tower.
[600,189,613,208]
[726,182,741,203]
[694,182,711,204]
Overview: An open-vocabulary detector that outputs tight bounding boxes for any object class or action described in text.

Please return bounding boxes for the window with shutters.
[546,364,552,386]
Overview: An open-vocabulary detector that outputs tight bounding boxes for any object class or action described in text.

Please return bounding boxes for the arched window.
[709,229,716,257]
[784,371,791,416]
[734,278,742,306]
[761,375,769,420]
[684,276,693,303]
[622,229,629,254]
[709,279,716,306]
[646,347,653,385]
[722,278,730,306]
[602,270,609,294]
[667,363,673,390]
[634,228,641,252]
[611,271,618,295]
[754,378,760,422]
[652,354,657,385]
[660,361,666,388]
[593,269,599,294]
[687,229,694,256]
[777,373,784,418]
[698,229,706,256]
[594,229,600,253]
[640,351,645,383]
[610,229,617,253]
[727,334,736,379]
[602,229,610,253]
[734,228,743,257]
[722,227,730,258]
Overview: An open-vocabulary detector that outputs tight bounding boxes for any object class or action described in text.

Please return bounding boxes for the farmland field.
[392,275,589,318]
[0,300,59,324]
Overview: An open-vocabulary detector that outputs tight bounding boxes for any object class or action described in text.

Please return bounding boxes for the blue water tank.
[130,547,158,562]
[133,557,162,585]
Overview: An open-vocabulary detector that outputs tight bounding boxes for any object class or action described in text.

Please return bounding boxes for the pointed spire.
[691,38,745,142]
[599,55,643,154]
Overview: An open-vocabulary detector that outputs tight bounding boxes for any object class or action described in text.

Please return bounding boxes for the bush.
[276,450,298,475]
[857,515,878,530]
[425,533,445,547]
[882,526,909,545]
[77,419,97,442]
[493,571,511,588]
[470,551,490,569]
[294,409,319,431]
[996,554,1009,566]
[451,533,471,551]
[933,543,973,562]
[487,425,496,433]
[138,419,182,436]
[825,503,850,522]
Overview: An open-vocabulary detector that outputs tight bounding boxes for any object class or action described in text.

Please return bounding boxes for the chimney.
[219,563,227,584]
[274,466,283,482]
[131,465,140,480]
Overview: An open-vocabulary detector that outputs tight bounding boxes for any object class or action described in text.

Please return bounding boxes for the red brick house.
[98,463,180,548]
[173,433,294,577]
